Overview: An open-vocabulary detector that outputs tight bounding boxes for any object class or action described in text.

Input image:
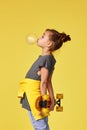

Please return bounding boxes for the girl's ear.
[47,41,53,48]
[47,41,55,50]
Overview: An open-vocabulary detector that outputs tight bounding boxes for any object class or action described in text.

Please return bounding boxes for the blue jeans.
[28,111,50,130]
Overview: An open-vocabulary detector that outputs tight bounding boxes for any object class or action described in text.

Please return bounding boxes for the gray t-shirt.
[20,55,56,110]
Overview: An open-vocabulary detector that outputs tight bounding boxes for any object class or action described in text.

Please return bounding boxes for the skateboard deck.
[35,94,63,112]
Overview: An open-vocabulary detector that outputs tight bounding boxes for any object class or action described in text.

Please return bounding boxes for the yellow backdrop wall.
[0,0,87,130]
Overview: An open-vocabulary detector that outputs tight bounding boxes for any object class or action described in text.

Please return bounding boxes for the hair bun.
[60,32,71,43]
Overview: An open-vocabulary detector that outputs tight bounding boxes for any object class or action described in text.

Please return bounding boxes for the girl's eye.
[42,35,44,38]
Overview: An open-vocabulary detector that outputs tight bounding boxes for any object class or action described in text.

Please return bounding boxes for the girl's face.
[37,31,52,48]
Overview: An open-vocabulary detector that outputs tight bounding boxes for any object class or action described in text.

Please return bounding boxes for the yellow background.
[0,0,87,130]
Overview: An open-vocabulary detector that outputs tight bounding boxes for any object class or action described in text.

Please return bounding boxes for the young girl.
[18,29,71,130]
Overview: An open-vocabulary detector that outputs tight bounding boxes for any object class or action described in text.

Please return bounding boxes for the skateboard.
[35,94,63,113]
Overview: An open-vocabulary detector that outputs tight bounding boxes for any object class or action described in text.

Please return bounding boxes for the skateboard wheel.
[42,95,51,108]
[56,94,63,99]
[56,106,63,112]
[35,96,42,111]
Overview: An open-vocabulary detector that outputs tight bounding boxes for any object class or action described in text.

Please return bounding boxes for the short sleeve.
[39,56,52,73]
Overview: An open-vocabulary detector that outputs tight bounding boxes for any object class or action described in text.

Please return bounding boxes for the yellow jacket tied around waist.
[18,78,50,120]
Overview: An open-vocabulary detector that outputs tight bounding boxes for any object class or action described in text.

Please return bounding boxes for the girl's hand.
[49,100,55,111]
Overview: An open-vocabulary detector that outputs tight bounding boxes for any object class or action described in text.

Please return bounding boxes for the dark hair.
[46,29,71,51]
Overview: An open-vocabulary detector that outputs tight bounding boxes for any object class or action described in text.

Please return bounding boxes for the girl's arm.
[40,68,55,111]
[40,67,49,95]
[47,73,55,111]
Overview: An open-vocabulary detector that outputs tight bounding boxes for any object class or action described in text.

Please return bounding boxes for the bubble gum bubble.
[26,33,37,45]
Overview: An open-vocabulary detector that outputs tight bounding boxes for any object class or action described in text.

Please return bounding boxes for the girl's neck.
[42,48,52,56]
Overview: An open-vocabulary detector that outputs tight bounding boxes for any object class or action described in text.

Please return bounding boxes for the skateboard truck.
[55,94,63,112]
